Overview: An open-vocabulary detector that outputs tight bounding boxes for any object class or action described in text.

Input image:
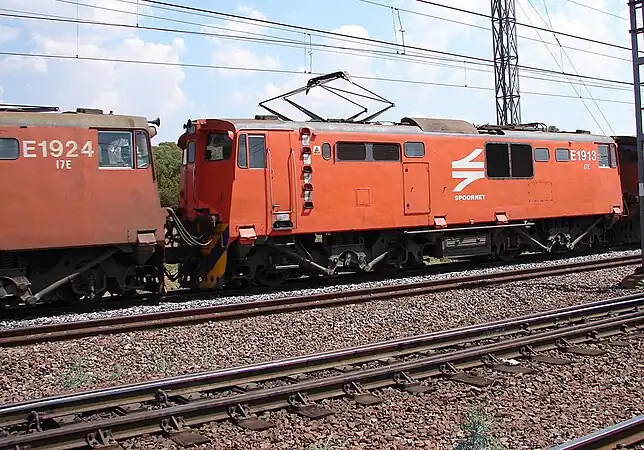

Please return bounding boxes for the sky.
[0,0,635,143]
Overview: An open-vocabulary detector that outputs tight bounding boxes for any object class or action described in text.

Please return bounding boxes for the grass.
[59,358,92,390]
[453,405,507,450]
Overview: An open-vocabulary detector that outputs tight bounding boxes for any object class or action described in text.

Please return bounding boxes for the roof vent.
[76,108,103,114]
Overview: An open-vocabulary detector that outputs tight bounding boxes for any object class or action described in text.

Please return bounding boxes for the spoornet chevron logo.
[451,148,485,193]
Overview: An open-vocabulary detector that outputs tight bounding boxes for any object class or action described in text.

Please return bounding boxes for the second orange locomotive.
[170,72,624,289]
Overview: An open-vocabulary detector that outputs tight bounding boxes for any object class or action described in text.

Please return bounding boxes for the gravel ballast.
[119,332,644,450]
[0,261,640,405]
[1,249,640,330]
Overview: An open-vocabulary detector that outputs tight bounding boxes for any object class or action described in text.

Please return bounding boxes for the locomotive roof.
[0,110,150,129]
[213,117,615,144]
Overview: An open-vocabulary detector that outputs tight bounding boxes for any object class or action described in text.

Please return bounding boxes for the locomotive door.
[180,140,197,211]
[266,131,296,230]
[402,162,431,215]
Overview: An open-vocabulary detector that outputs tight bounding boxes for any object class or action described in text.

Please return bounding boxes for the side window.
[187,141,195,164]
[135,131,150,169]
[485,143,510,178]
[510,143,533,177]
[237,134,248,168]
[598,144,610,168]
[248,134,266,169]
[98,131,133,169]
[609,144,617,168]
[322,142,331,160]
[205,132,233,161]
[181,147,188,166]
[534,148,549,162]
[0,138,19,160]
[404,142,425,158]
[555,148,570,162]
[372,143,401,161]
[336,142,366,161]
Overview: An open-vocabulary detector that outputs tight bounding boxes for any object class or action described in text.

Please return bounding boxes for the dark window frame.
[187,141,196,164]
[555,148,570,162]
[322,142,331,160]
[404,141,425,158]
[534,147,549,162]
[204,132,233,162]
[598,144,610,168]
[98,130,135,170]
[134,130,150,169]
[0,138,19,160]
[484,142,534,180]
[247,134,267,169]
[335,141,402,162]
[237,133,248,168]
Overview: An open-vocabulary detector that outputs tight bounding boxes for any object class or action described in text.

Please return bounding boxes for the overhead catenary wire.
[132,0,634,87]
[564,0,628,21]
[0,50,632,106]
[356,0,630,62]
[523,0,615,134]
[414,0,631,51]
[2,7,632,94]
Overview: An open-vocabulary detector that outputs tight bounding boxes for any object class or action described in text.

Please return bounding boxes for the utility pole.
[628,0,644,272]
[491,0,521,125]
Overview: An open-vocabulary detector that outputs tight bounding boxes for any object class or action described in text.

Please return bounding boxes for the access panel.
[402,162,430,215]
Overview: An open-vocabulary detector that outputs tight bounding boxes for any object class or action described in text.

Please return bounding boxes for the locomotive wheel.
[254,263,290,288]
[56,261,108,305]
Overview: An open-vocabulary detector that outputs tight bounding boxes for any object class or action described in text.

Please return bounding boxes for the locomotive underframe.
[173,213,621,289]
[0,244,164,308]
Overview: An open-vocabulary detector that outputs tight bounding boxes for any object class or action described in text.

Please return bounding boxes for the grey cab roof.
[215,116,615,144]
[0,111,150,129]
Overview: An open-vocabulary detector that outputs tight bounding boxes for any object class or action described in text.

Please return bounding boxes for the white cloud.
[0,25,20,43]
[0,0,191,141]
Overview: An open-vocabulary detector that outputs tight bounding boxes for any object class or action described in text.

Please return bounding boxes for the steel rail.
[550,415,644,449]
[0,309,641,450]
[0,254,639,347]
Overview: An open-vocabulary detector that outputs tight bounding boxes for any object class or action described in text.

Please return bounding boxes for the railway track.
[551,415,644,449]
[2,248,639,320]
[0,295,641,449]
[0,253,640,347]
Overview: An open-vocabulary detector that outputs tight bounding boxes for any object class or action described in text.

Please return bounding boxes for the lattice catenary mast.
[491,0,521,125]
[628,0,644,269]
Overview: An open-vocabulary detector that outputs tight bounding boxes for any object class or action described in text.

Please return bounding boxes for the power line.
[356,0,630,62]
[133,0,633,87]
[415,0,631,51]
[4,7,631,95]
[524,0,615,134]
[0,50,632,105]
[518,0,607,134]
[564,0,628,21]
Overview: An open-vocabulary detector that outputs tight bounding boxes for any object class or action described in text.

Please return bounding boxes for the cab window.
[248,135,266,168]
[187,141,195,164]
[237,134,248,168]
[135,131,150,169]
[98,131,133,168]
[205,132,233,161]
[0,138,18,160]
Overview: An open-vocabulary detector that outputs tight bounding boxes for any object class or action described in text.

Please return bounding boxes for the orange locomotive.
[171,72,625,289]
[0,105,165,307]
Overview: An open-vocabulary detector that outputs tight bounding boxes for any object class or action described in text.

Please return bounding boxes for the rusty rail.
[550,415,644,449]
[0,297,642,450]
[0,254,639,347]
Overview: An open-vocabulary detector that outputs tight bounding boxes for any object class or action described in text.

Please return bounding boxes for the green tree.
[152,141,181,208]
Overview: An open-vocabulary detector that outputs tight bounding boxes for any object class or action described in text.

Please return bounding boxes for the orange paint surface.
[0,125,166,251]
[180,119,624,240]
